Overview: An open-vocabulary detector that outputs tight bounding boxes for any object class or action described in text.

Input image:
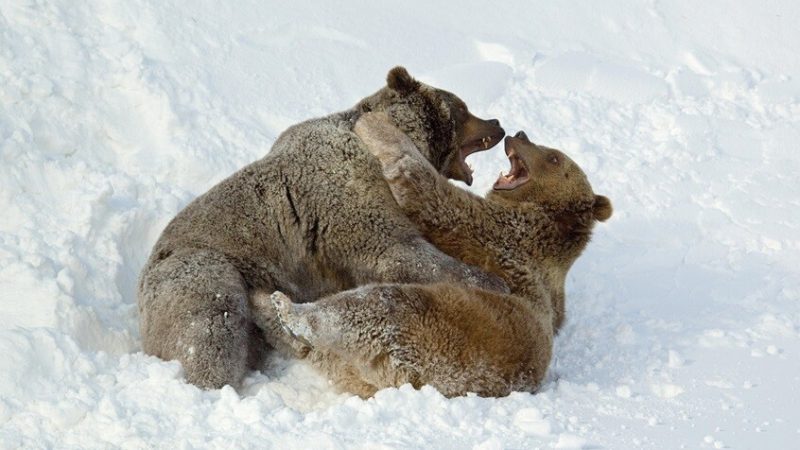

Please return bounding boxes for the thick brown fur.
[137,68,506,390]
[256,113,612,398]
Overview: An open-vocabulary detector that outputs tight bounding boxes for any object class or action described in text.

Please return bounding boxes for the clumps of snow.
[650,383,684,399]
[513,408,552,436]
[615,385,633,399]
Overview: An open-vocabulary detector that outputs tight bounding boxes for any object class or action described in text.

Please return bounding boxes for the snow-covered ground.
[1,0,799,448]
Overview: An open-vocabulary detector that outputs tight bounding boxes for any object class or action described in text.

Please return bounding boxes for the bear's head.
[488,131,612,237]
[357,66,505,185]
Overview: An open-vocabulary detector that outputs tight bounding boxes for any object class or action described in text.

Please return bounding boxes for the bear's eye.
[548,154,560,165]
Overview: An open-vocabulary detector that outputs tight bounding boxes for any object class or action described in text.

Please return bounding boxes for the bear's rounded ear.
[592,195,613,222]
[387,66,420,95]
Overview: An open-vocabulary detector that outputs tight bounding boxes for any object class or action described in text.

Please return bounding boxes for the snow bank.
[1,0,798,448]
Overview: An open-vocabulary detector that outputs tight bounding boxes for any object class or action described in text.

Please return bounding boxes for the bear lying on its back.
[137,68,507,389]
[251,112,612,398]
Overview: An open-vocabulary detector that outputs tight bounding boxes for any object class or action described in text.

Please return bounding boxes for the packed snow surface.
[1,0,799,448]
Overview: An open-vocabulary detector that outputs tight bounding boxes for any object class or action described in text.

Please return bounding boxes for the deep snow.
[1,0,799,448]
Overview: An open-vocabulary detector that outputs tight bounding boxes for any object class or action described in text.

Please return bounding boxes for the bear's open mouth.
[493,146,530,190]
[459,132,504,183]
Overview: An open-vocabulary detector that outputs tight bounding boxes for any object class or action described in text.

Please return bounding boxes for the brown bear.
[251,112,612,398]
[137,68,506,390]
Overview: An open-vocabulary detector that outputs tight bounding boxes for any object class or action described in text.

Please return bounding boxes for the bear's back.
[144,108,389,296]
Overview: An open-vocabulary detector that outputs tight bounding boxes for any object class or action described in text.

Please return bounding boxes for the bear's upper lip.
[493,139,530,191]
[458,129,505,185]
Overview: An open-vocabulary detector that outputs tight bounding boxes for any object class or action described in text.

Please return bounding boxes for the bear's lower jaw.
[493,150,530,191]
[443,158,475,186]
[452,133,505,185]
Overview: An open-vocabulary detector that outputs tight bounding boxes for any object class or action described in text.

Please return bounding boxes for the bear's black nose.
[515,131,528,140]
[488,119,500,126]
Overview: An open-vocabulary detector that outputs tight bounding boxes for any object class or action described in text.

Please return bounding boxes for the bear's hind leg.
[260,285,425,397]
[261,289,382,397]
[138,249,258,390]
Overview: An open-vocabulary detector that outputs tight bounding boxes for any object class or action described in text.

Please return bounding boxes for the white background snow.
[1,0,799,448]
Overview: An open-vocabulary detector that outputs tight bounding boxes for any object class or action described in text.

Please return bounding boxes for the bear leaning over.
[137,67,507,389]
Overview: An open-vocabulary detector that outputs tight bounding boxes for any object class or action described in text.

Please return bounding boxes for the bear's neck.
[498,203,592,269]
[489,203,593,330]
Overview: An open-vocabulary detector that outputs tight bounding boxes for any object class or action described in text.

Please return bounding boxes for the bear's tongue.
[493,150,529,190]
